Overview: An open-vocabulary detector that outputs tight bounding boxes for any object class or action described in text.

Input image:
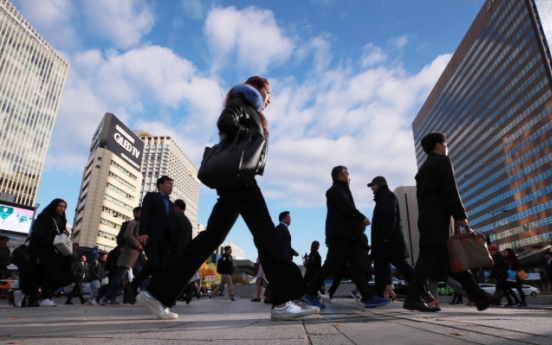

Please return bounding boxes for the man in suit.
[403,132,496,312]
[129,175,174,302]
[66,255,88,305]
[274,211,299,261]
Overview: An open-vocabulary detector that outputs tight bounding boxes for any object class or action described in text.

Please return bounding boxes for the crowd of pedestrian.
[7,76,552,324]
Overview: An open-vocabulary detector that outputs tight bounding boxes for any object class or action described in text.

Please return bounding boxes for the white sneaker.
[86,300,98,306]
[271,301,320,321]
[136,291,178,320]
[40,299,57,307]
[14,290,24,308]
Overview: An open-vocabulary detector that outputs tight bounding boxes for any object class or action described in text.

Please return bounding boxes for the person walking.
[129,176,175,302]
[209,246,239,301]
[488,245,514,306]
[403,132,496,312]
[87,252,107,305]
[503,248,527,306]
[303,241,322,290]
[368,176,413,300]
[28,198,72,307]
[66,255,88,305]
[303,166,390,309]
[134,76,318,321]
[102,207,142,305]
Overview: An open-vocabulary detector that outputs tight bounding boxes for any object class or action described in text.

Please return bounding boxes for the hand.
[456,219,468,228]
[362,218,371,226]
[138,245,143,251]
[293,251,299,257]
[138,235,149,245]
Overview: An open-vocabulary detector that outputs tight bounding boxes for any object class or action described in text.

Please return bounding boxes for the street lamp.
[491,209,509,250]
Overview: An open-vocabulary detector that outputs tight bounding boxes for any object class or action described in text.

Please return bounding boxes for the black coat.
[490,252,509,280]
[325,180,366,241]
[371,185,409,260]
[304,250,321,283]
[415,152,467,247]
[139,192,174,243]
[274,223,296,261]
[217,94,267,179]
[168,212,193,263]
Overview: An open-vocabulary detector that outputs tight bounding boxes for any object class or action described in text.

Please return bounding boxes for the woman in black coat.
[29,198,72,307]
[304,241,322,284]
[139,77,318,321]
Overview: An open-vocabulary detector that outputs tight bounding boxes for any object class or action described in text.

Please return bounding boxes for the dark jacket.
[168,212,193,263]
[89,260,106,282]
[72,261,88,282]
[304,250,321,283]
[325,180,366,241]
[216,253,234,275]
[139,192,174,243]
[415,152,467,247]
[371,185,409,260]
[274,223,296,261]
[217,92,268,181]
[490,252,509,281]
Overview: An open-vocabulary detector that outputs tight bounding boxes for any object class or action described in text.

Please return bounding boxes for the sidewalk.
[0,293,551,344]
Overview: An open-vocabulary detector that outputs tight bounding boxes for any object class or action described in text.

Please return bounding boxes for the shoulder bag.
[198,128,266,189]
[11,235,32,268]
[447,226,494,273]
[52,218,73,256]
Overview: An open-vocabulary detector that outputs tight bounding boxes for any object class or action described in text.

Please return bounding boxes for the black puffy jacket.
[325,181,366,241]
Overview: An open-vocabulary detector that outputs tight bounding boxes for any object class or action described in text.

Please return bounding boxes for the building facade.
[394,186,419,266]
[72,113,144,251]
[412,0,552,257]
[138,135,199,230]
[0,0,69,206]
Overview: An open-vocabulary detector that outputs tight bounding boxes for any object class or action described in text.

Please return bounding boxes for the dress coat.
[274,223,296,261]
[371,185,409,260]
[415,152,467,247]
[139,192,174,243]
[325,180,366,242]
[167,212,193,263]
[117,219,141,268]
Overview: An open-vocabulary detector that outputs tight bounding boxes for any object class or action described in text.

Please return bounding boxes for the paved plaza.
[0,289,551,345]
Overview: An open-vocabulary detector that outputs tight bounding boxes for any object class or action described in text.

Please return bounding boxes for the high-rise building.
[412,0,552,257]
[0,0,69,206]
[138,135,199,230]
[394,186,419,266]
[72,113,144,251]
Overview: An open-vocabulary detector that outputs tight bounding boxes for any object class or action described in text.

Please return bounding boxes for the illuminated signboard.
[0,202,34,235]
[90,113,144,171]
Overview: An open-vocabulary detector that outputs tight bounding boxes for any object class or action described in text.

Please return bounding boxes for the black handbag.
[198,129,267,189]
[12,236,32,268]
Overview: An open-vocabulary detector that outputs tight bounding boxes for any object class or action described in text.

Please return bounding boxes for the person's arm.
[217,99,252,140]
[138,193,154,244]
[125,220,142,251]
[380,194,397,241]
[438,157,468,222]
[326,187,366,222]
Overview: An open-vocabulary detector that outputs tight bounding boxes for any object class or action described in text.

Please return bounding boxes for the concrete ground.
[1,287,551,345]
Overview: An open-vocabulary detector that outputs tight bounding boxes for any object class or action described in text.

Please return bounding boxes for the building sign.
[90,113,144,171]
[0,201,34,235]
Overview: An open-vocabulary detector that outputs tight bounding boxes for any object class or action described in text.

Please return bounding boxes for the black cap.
[368,176,387,187]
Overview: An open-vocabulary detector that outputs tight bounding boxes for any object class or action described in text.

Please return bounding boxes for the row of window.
[103,193,133,212]
[110,160,137,180]
[99,218,121,231]
[101,205,131,222]
[106,182,134,200]
[108,170,136,191]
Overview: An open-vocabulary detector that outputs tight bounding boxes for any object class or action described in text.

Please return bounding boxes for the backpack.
[116,221,130,247]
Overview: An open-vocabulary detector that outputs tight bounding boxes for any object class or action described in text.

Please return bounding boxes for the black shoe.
[403,300,441,312]
[185,293,193,305]
[127,288,137,305]
[519,302,527,307]
[504,303,515,307]
[81,299,87,305]
[251,298,261,302]
[263,298,272,304]
[65,300,74,305]
[475,294,500,311]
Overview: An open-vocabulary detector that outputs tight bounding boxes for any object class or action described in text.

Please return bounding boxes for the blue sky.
[13,0,483,265]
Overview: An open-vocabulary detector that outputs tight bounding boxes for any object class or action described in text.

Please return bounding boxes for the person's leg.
[344,241,376,301]
[405,246,437,303]
[307,240,347,296]
[147,191,240,307]
[373,259,389,297]
[224,275,235,297]
[328,263,346,297]
[391,258,414,283]
[516,284,526,305]
[236,184,307,305]
[89,280,100,302]
[105,266,128,300]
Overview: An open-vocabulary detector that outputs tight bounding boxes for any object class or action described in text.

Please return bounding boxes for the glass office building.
[0,0,69,206]
[412,0,552,256]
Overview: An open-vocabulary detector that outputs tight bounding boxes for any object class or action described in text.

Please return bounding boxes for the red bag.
[447,226,494,273]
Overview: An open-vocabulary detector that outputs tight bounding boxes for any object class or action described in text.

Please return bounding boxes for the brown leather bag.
[447,226,494,273]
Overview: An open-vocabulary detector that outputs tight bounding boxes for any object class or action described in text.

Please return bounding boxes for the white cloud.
[361,43,387,67]
[390,35,409,50]
[82,0,155,49]
[11,0,78,49]
[180,0,205,19]
[204,6,295,74]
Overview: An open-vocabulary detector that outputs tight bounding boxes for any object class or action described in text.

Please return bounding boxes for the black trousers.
[130,239,170,292]
[67,278,85,302]
[406,245,486,303]
[147,183,307,307]
[374,258,413,296]
[308,237,374,300]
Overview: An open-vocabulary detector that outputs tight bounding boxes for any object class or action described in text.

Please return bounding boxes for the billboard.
[90,113,144,171]
[0,202,34,235]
